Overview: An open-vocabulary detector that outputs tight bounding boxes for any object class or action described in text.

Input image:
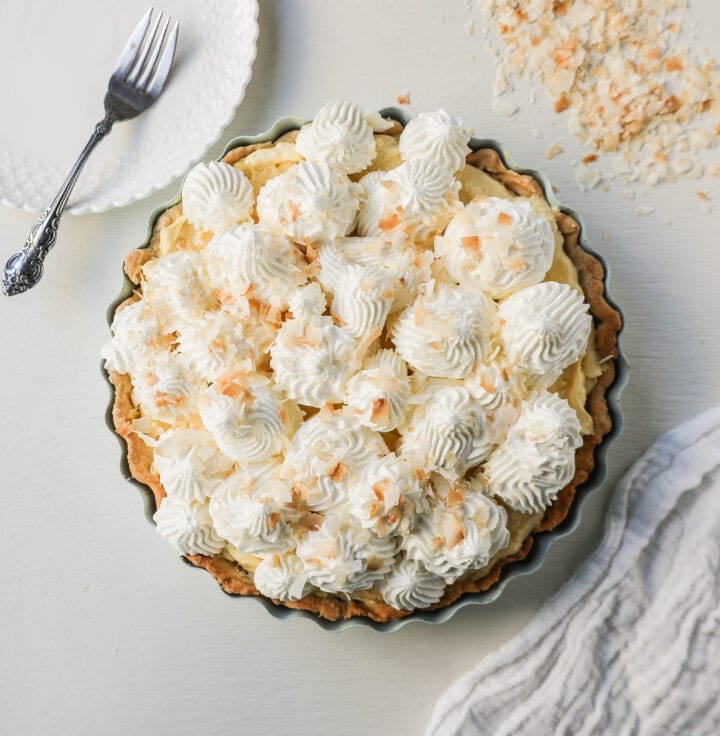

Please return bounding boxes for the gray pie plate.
[104,108,628,632]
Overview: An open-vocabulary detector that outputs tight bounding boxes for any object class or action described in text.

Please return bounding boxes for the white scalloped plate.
[0,0,258,214]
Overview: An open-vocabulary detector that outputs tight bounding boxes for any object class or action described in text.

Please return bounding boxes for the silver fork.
[2,8,179,297]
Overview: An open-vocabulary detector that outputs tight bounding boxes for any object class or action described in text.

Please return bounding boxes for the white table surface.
[2,2,719,734]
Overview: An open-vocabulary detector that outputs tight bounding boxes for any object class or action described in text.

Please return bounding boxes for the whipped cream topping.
[113,101,596,611]
[296,514,397,594]
[403,477,510,584]
[176,310,258,382]
[401,386,494,480]
[257,161,360,244]
[377,557,446,610]
[485,390,583,513]
[318,236,433,312]
[357,159,460,242]
[332,263,395,341]
[349,453,430,537]
[129,354,203,426]
[296,99,379,175]
[102,300,168,375]
[153,496,226,556]
[392,284,496,379]
[344,349,411,432]
[283,411,388,512]
[209,471,295,556]
[199,376,300,465]
[181,161,254,233]
[142,251,214,330]
[269,285,357,407]
[399,109,471,173]
[437,196,555,298]
[152,430,234,503]
[253,553,312,601]
[498,281,592,383]
[203,224,307,309]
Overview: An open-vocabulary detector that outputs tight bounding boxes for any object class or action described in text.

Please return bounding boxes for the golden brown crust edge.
[107,136,622,624]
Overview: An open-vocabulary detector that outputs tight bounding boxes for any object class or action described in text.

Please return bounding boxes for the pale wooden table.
[2,2,719,734]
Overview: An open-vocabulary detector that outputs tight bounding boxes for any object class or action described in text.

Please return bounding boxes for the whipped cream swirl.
[401,386,494,480]
[399,109,471,173]
[392,284,496,379]
[129,351,204,425]
[102,300,168,375]
[349,453,430,537]
[209,471,295,555]
[498,281,592,383]
[296,515,397,594]
[153,496,226,556]
[257,161,360,244]
[485,390,582,513]
[142,251,214,330]
[332,263,395,341]
[403,478,509,584]
[437,196,555,298]
[318,236,433,312]
[177,310,258,382]
[181,161,254,233]
[153,430,234,503]
[357,160,460,242]
[296,99,379,175]
[270,285,357,407]
[253,553,312,601]
[199,376,300,465]
[377,557,446,610]
[283,411,388,512]
[203,224,307,309]
[344,349,411,432]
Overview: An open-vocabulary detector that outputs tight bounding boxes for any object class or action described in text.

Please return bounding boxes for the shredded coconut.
[476,0,720,189]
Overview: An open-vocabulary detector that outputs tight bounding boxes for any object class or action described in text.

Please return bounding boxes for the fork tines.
[113,7,179,96]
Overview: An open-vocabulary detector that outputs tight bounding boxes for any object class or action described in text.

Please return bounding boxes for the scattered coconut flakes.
[491,97,519,117]
[711,165,720,176]
[528,89,536,104]
[532,128,542,139]
[575,166,602,191]
[475,0,720,190]
[634,206,655,216]
[602,229,611,241]
[465,20,476,36]
[396,93,410,105]
[546,144,564,159]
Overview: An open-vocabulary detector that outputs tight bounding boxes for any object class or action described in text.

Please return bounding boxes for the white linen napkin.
[428,407,720,736]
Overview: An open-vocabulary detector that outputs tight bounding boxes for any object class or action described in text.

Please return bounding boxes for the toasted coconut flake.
[546,143,564,159]
[379,211,401,232]
[413,298,425,326]
[443,513,465,550]
[155,392,183,408]
[396,93,410,105]
[461,235,481,251]
[329,462,347,483]
[497,211,513,226]
[370,397,391,423]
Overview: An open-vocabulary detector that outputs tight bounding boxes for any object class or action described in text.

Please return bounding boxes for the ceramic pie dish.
[103,106,626,631]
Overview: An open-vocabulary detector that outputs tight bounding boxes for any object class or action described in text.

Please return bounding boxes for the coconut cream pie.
[103,100,621,622]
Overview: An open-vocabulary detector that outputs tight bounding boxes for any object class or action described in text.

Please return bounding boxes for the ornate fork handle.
[2,115,115,296]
